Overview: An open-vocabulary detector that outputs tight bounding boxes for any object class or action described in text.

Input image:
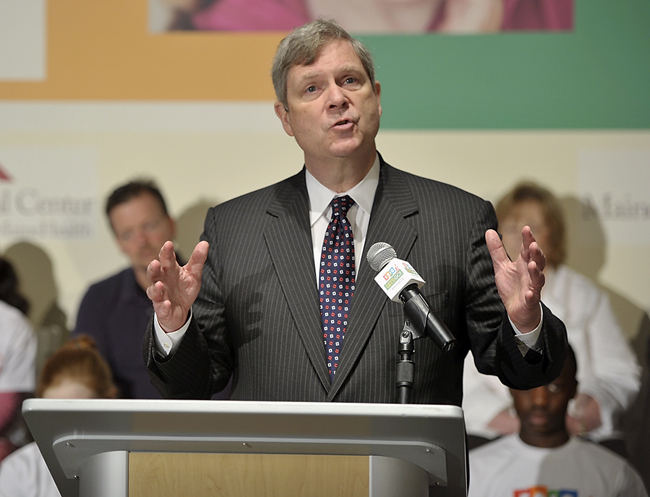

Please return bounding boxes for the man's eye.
[344,77,356,85]
[306,85,317,93]
[144,221,160,232]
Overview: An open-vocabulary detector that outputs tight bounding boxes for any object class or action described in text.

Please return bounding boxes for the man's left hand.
[485,226,544,333]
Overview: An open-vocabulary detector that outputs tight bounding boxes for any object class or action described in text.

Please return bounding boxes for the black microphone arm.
[400,284,456,353]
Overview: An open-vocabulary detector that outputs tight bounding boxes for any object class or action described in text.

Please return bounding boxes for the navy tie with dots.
[319,195,356,382]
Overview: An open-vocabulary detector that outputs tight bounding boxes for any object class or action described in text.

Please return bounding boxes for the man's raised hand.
[146,240,209,332]
[485,226,545,333]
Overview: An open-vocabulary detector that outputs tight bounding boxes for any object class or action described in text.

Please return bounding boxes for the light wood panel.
[129,452,370,497]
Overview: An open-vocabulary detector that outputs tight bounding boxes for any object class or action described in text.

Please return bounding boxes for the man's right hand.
[146,240,209,332]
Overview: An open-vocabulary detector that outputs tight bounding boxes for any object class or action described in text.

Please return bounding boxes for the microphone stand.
[395,294,457,403]
[396,320,417,404]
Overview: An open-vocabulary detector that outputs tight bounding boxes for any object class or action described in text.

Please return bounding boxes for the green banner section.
[363,0,650,129]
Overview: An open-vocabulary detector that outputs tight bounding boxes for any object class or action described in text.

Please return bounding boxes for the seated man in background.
[468,345,647,497]
[0,258,36,462]
[73,180,176,398]
[463,181,640,455]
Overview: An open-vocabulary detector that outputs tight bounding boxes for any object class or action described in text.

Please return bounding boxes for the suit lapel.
[328,161,419,400]
[263,170,332,393]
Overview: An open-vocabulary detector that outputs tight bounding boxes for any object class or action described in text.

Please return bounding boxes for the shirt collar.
[306,154,380,227]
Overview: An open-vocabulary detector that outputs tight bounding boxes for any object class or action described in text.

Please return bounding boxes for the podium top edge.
[24,398,462,418]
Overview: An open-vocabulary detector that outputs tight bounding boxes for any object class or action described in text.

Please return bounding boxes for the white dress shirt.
[305,154,379,285]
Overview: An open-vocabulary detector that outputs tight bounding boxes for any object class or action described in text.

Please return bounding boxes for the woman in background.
[0,336,117,497]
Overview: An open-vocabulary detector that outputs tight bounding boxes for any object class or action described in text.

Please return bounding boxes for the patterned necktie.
[319,195,356,382]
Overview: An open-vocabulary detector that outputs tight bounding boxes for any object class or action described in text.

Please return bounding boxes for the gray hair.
[271,19,376,111]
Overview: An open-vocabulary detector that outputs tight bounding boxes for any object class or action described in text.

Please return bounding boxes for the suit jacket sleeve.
[144,207,234,400]
[465,200,567,390]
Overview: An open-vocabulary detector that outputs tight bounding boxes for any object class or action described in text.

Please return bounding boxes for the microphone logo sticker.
[382,266,404,290]
[382,266,396,281]
[403,262,419,276]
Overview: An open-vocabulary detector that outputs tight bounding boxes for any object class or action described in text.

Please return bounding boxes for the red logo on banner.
[0,163,11,181]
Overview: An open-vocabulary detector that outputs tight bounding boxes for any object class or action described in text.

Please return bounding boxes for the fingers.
[520,226,546,271]
[186,241,209,277]
[146,280,167,304]
[485,229,509,269]
[146,240,208,320]
[528,241,546,274]
[517,227,545,306]
[146,282,176,325]
[525,260,545,305]
[147,240,177,282]
[158,240,178,268]
[154,298,173,322]
[147,257,163,283]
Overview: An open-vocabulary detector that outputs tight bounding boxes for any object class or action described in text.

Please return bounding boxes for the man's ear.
[274,101,295,137]
[375,81,382,118]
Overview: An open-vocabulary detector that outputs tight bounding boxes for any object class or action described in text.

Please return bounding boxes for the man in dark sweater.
[74,180,175,398]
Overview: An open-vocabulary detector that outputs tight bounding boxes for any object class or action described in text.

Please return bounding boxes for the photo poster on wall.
[3,0,650,129]
[150,0,574,34]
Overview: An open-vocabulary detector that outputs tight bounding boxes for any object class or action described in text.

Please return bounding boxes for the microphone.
[367,242,456,353]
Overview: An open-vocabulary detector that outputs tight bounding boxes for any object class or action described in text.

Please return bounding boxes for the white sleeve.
[0,312,36,393]
[153,310,192,356]
[573,291,641,435]
[462,354,513,438]
[509,304,543,354]
[0,443,59,497]
[615,463,649,497]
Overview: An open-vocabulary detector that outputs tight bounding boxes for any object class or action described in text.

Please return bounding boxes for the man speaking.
[143,19,567,405]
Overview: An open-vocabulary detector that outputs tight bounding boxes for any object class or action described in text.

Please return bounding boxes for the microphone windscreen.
[367,242,397,272]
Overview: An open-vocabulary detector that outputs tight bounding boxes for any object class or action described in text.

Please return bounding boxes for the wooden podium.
[23,399,467,497]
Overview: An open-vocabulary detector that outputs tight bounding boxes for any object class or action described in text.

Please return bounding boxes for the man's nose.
[327,85,348,108]
[530,386,550,406]
[131,229,148,246]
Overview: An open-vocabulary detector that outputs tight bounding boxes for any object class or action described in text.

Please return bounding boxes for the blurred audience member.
[468,346,648,497]
[0,258,36,462]
[73,180,176,399]
[0,335,117,497]
[463,181,640,455]
[3,242,70,378]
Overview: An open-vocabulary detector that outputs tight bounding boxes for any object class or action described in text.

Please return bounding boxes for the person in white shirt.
[0,335,117,497]
[0,258,36,462]
[463,181,641,453]
[468,345,648,497]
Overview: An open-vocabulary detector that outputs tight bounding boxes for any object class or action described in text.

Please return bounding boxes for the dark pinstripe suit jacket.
[144,157,567,405]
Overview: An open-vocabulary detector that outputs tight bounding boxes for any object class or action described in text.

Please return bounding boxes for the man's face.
[109,192,175,272]
[510,359,577,443]
[275,40,382,167]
